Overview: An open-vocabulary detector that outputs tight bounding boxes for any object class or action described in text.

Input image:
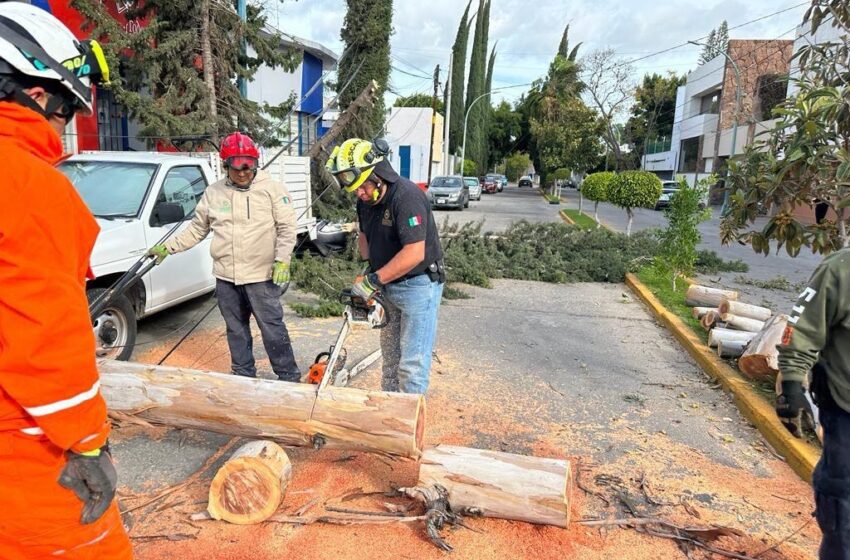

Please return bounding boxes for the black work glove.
[58,443,118,524]
[776,381,811,438]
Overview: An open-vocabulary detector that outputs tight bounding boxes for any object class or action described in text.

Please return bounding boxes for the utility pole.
[442,53,453,175]
[426,64,440,185]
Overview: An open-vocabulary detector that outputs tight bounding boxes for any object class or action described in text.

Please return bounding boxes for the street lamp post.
[461,91,493,175]
[688,41,741,213]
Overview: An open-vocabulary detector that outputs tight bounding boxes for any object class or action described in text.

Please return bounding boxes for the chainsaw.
[307,288,388,389]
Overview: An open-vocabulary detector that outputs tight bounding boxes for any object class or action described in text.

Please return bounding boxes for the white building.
[384,107,445,186]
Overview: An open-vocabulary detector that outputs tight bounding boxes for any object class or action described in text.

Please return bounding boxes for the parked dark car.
[428,175,469,210]
[518,176,533,188]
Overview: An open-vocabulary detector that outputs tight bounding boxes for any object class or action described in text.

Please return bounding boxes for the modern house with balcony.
[642,39,793,200]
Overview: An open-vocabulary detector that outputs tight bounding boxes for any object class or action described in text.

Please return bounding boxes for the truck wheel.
[87,288,137,361]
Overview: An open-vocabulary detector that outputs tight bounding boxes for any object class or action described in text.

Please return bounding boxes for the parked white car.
[59,152,315,360]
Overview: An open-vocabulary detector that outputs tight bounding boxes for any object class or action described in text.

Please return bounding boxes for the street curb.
[559,210,577,226]
[624,272,820,483]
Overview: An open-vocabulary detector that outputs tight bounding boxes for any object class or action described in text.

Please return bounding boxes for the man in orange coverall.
[0,3,132,558]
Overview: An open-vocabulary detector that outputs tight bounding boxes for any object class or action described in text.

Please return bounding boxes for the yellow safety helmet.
[326,138,386,193]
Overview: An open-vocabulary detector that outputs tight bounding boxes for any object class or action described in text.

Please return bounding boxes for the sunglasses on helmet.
[332,164,377,188]
[226,156,259,172]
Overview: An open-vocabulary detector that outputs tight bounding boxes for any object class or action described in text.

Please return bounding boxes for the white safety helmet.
[0,2,110,118]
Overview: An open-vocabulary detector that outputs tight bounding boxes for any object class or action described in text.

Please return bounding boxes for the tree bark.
[738,314,788,381]
[98,360,425,458]
[416,445,571,527]
[208,441,292,524]
[718,339,748,358]
[594,201,600,226]
[721,314,766,333]
[200,0,218,141]
[708,328,757,349]
[719,299,772,322]
[626,208,633,237]
[685,285,739,307]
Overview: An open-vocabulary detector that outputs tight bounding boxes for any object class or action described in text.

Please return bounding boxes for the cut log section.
[685,285,739,308]
[721,314,766,333]
[208,440,292,524]
[719,299,772,322]
[708,328,757,349]
[700,310,721,331]
[98,360,425,458]
[718,339,748,358]
[691,307,715,320]
[416,445,571,527]
[738,314,789,381]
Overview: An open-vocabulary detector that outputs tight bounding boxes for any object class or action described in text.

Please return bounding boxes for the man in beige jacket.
[148,132,300,381]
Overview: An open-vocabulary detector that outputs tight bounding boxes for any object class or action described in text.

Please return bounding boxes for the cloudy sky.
[266,0,808,106]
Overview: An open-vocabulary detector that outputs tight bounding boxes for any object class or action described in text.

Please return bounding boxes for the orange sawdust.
[124,332,820,560]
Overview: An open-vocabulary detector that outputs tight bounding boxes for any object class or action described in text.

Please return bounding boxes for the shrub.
[456,158,477,177]
[608,171,663,236]
[656,177,711,289]
[581,171,615,226]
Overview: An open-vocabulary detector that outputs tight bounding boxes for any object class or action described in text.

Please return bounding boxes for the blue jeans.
[216,279,300,381]
[380,274,443,394]
[814,401,850,560]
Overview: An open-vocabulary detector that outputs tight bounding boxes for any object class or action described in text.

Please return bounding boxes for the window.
[678,138,701,173]
[59,161,157,218]
[700,91,720,115]
[155,166,207,222]
[756,74,787,120]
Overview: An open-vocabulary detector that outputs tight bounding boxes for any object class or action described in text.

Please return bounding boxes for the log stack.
[682,285,783,382]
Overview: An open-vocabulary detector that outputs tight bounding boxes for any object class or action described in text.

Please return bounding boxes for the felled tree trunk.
[721,314,766,333]
[686,285,739,307]
[414,445,572,528]
[718,339,748,358]
[98,360,425,458]
[208,441,292,524]
[738,315,789,381]
[719,299,772,322]
[692,307,715,320]
[708,328,757,349]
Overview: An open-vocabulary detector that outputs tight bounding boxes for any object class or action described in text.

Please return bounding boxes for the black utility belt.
[390,260,446,284]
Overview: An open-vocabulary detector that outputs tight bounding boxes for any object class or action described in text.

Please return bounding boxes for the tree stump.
[686,285,738,307]
[738,314,789,381]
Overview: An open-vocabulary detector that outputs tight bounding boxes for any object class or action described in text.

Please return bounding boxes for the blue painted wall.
[399,146,411,179]
[300,52,324,116]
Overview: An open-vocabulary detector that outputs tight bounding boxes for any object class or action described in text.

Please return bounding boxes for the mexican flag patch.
[408,215,422,227]
[283,196,290,204]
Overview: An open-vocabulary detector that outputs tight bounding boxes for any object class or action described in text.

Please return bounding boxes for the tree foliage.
[625,72,686,168]
[505,152,531,181]
[582,171,614,225]
[448,1,472,153]
[657,176,713,289]
[394,92,444,113]
[71,0,300,145]
[608,171,663,236]
[721,10,850,254]
[699,21,729,64]
[488,101,521,168]
[338,0,393,138]
[464,0,490,174]
[582,48,635,171]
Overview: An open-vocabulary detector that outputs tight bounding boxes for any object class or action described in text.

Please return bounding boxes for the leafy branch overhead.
[721,10,850,254]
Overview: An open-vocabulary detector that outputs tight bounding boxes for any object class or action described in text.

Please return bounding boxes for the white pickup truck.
[58,151,315,360]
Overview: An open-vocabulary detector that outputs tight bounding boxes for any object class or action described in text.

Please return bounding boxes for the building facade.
[384,107,445,187]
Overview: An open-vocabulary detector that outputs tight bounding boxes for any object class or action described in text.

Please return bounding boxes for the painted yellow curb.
[559,210,577,226]
[625,272,821,483]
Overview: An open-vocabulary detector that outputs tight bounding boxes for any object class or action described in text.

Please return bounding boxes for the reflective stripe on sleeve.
[20,426,44,435]
[23,381,100,417]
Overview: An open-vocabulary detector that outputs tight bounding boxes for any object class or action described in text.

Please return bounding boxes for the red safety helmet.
[220,131,260,170]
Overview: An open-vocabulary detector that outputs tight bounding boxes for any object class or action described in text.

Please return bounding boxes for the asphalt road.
[119,188,818,559]
[434,183,562,231]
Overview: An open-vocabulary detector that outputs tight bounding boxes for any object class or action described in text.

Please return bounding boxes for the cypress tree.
[465,0,489,173]
[448,1,472,153]
[483,43,497,168]
[338,0,393,139]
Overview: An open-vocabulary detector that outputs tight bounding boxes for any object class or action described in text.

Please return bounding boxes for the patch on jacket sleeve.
[408,215,422,227]
[283,196,290,204]
[781,325,794,346]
